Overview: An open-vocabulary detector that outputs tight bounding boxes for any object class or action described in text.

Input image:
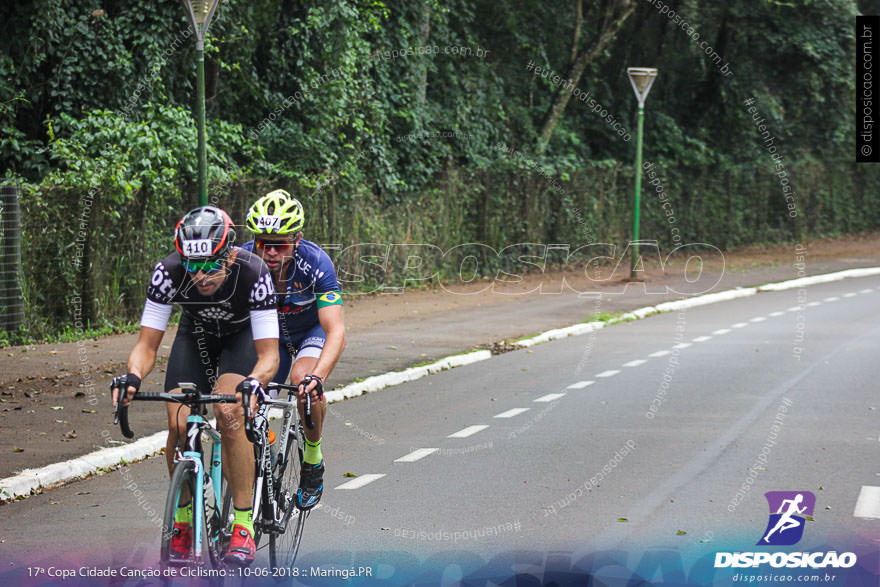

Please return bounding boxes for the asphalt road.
[2,275,879,585]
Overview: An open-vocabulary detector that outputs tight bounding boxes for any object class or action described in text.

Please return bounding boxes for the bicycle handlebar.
[267,382,314,430]
[112,386,239,439]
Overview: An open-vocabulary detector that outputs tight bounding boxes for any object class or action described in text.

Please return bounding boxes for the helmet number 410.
[182,239,213,257]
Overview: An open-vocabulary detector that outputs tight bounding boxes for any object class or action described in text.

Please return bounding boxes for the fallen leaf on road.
[617,517,628,522]
[51,406,63,411]
[12,447,23,452]
[82,409,96,414]
[74,391,85,398]
[65,430,77,439]
[676,530,687,535]
[344,472,357,477]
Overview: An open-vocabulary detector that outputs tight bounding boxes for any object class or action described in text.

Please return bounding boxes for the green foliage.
[0,0,877,339]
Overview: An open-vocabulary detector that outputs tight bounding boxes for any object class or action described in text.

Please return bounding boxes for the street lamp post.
[181,0,221,206]
[626,67,658,280]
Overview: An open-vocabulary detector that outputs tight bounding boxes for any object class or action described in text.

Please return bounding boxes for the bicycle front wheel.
[160,461,200,566]
[269,419,307,570]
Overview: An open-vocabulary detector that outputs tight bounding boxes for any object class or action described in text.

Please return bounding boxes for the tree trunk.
[536,1,635,156]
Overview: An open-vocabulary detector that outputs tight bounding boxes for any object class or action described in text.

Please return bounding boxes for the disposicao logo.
[714,491,857,570]
[759,491,814,546]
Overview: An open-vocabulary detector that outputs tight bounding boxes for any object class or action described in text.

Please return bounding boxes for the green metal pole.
[630,105,645,280]
[196,47,208,206]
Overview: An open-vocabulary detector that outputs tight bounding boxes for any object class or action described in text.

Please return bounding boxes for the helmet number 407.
[257,216,281,230]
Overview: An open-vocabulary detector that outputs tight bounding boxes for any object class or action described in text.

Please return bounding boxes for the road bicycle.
[113,379,312,572]
[243,381,312,571]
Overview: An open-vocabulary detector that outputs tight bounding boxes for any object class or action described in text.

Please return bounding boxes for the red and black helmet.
[174,206,236,261]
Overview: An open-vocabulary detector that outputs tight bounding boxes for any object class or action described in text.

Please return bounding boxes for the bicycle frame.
[252,395,300,533]
[169,411,220,562]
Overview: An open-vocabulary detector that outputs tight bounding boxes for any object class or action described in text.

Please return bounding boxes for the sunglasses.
[255,240,294,253]
[183,259,225,274]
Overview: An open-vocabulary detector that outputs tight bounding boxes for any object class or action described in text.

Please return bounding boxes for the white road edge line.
[395,448,439,463]
[335,474,386,490]
[4,267,880,502]
[448,425,490,438]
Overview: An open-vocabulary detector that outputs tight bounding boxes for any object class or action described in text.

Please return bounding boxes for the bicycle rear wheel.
[269,418,307,570]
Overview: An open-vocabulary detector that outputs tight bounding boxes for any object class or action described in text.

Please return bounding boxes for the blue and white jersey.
[241,239,341,341]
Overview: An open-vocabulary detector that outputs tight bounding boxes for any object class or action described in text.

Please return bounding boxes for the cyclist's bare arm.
[249,337,280,387]
[113,326,164,407]
[303,305,346,394]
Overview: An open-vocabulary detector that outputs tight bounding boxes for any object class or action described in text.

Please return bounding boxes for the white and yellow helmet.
[245,189,305,235]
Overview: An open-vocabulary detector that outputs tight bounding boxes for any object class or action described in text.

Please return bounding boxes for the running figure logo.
[758,491,815,546]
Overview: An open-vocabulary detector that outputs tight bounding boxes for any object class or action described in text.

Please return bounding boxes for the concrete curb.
[2,266,879,502]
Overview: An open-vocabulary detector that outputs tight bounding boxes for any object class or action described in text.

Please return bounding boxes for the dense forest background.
[1,0,877,340]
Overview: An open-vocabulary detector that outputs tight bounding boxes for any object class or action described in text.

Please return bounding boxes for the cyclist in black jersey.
[243,190,347,509]
[111,206,279,566]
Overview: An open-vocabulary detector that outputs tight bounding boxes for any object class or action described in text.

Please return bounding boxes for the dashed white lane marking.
[732,322,748,328]
[859,289,872,294]
[712,328,731,336]
[806,301,821,307]
[786,306,802,312]
[336,474,386,490]
[448,425,490,438]
[853,486,880,519]
[624,359,647,367]
[673,342,692,349]
[649,350,671,358]
[596,370,621,378]
[494,408,530,418]
[692,336,712,343]
[848,292,860,297]
[534,393,565,403]
[749,316,766,323]
[824,296,840,302]
[567,381,594,389]
[769,311,784,317]
[395,448,439,462]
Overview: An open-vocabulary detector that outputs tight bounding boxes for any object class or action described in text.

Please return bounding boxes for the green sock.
[174,502,192,525]
[233,507,254,535]
[304,437,323,465]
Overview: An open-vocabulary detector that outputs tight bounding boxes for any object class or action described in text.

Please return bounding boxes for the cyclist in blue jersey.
[242,189,346,509]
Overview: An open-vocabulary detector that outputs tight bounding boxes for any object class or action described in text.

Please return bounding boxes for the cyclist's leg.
[288,324,326,509]
[214,327,259,563]
[214,326,258,507]
[288,324,327,445]
[163,317,214,478]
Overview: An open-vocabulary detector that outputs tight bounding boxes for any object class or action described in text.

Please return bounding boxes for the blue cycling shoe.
[296,461,324,510]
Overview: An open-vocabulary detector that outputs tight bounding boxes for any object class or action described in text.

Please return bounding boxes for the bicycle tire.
[207,476,232,569]
[160,460,205,567]
[268,419,307,570]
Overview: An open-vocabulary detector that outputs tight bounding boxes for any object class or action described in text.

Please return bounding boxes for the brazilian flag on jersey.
[316,290,343,309]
